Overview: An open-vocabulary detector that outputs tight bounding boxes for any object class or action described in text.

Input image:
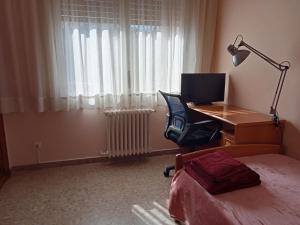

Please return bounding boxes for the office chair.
[159,90,221,177]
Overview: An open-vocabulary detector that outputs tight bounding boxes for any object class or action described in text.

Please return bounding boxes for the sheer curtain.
[0,0,57,113]
[0,0,218,112]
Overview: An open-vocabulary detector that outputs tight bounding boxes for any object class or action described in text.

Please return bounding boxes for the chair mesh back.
[164,94,187,121]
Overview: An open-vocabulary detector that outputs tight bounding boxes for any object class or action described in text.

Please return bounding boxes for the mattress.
[169,154,300,225]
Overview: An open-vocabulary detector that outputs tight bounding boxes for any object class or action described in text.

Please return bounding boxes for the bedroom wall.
[0,1,216,168]
[213,0,300,159]
[3,108,176,167]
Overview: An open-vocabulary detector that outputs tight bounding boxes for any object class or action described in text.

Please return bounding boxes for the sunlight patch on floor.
[132,201,176,225]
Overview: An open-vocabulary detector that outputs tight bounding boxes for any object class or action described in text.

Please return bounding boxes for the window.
[0,0,209,113]
[60,0,194,109]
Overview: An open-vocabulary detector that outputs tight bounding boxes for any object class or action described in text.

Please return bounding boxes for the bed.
[168,144,300,225]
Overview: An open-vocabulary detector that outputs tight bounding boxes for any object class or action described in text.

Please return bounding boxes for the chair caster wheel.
[163,170,170,177]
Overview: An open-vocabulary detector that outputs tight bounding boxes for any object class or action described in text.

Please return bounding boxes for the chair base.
[163,165,175,177]
[163,141,222,178]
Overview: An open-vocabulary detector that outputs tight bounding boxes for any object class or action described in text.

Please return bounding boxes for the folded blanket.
[185,150,261,194]
[191,150,247,182]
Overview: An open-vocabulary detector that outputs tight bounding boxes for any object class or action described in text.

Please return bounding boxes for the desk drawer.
[235,123,283,144]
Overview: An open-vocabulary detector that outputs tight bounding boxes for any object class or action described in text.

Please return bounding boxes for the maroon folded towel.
[190,150,247,182]
[185,150,261,194]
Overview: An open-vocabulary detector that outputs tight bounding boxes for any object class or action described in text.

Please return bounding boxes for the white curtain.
[0,0,218,112]
[0,0,56,112]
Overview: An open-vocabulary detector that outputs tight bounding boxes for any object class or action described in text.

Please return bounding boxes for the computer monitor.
[181,73,225,105]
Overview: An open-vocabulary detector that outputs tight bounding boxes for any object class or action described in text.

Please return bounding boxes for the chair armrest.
[167,125,182,134]
[186,119,221,144]
[171,114,186,130]
[192,120,218,127]
[165,125,182,142]
[187,120,221,131]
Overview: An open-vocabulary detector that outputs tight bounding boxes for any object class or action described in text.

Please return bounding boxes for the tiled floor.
[0,155,177,225]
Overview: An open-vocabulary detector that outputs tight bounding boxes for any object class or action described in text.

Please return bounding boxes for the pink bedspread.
[169,154,300,225]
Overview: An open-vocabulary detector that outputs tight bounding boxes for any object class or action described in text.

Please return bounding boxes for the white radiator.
[104,109,153,157]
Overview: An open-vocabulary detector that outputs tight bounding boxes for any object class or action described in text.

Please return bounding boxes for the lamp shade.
[227,44,250,66]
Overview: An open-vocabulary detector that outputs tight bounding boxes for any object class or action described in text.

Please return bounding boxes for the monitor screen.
[181,73,225,104]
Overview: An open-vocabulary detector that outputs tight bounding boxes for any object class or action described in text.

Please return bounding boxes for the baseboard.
[148,148,180,156]
[11,148,180,173]
[11,156,109,172]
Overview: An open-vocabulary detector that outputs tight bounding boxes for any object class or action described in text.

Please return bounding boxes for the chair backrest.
[159,90,221,147]
[159,91,191,129]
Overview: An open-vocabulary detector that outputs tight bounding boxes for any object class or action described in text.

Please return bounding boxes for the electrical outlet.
[34,141,42,149]
[33,141,42,164]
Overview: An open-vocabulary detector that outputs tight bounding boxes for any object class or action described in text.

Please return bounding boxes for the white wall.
[213,0,300,159]
[4,107,176,167]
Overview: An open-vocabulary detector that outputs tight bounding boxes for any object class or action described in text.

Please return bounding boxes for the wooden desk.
[188,104,283,145]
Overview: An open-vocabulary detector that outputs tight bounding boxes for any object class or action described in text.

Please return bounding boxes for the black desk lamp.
[227,34,290,125]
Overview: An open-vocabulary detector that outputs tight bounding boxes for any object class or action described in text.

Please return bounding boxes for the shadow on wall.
[282,121,300,158]
[227,74,238,105]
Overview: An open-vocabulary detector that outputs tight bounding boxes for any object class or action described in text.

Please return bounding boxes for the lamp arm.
[271,69,288,117]
[238,40,290,125]
[229,35,291,125]
[270,70,284,113]
[239,41,287,71]
[269,69,285,123]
